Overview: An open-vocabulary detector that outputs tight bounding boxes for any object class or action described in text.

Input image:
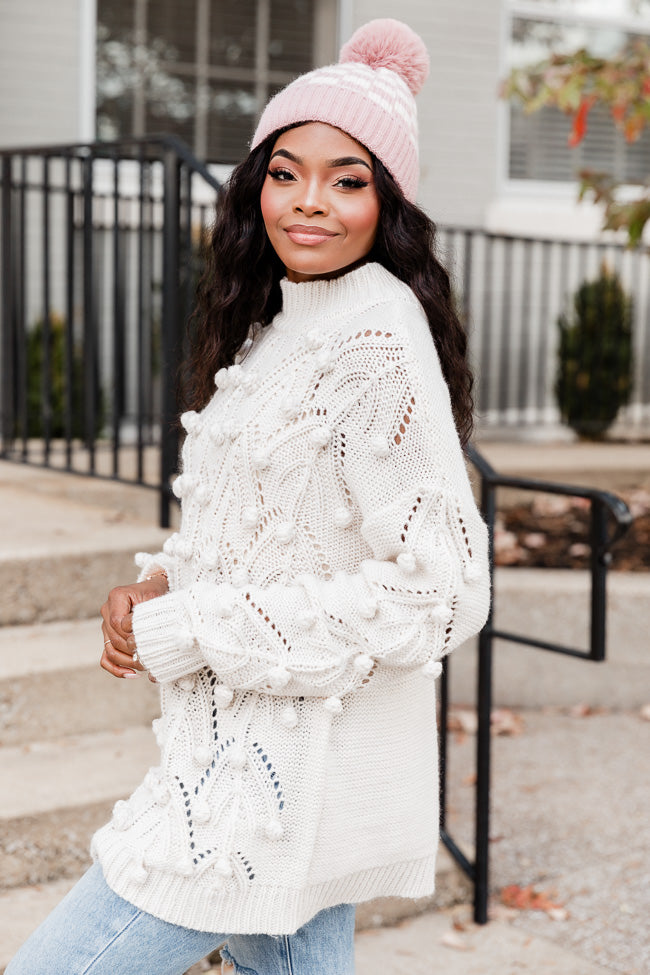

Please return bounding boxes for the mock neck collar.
[275,262,406,331]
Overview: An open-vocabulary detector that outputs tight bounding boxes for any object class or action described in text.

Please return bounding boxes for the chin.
[286,255,368,283]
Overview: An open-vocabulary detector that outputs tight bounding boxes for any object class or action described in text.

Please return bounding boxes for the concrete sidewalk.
[352,905,618,974]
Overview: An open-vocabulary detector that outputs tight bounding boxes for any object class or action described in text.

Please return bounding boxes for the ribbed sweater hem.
[92,828,437,935]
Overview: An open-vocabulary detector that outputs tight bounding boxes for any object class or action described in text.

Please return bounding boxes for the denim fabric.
[6,863,356,975]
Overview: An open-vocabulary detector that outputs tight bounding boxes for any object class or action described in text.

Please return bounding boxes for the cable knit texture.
[91,263,490,935]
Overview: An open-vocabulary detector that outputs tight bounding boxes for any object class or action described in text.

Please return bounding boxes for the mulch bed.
[494,489,650,572]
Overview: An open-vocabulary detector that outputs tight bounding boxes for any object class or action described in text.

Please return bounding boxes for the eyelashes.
[267,168,370,190]
[267,167,295,182]
[336,176,370,189]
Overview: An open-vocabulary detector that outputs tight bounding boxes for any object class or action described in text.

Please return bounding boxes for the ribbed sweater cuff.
[132,590,204,683]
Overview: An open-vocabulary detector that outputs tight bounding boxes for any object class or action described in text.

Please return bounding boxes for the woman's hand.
[100,574,168,679]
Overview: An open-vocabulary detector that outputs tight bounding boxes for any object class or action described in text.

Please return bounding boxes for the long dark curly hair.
[183,127,475,445]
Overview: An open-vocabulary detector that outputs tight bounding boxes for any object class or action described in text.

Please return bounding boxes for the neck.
[285,257,372,285]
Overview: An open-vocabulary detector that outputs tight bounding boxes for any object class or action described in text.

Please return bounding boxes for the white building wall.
[350,0,503,228]
[0,0,618,233]
[0,0,504,225]
[0,0,84,148]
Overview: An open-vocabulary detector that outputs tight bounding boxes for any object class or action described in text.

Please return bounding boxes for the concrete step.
[452,568,650,710]
[0,474,170,625]
[476,439,650,495]
[0,725,159,891]
[0,619,160,746]
[0,448,167,522]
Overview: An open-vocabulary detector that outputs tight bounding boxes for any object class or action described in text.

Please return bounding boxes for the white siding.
[0,0,83,148]
[351,0,502,228]
[0,0,504,226]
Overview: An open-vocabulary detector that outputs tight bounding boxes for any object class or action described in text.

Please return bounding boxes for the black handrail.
[440,444,633,923]
[0,135,222,191]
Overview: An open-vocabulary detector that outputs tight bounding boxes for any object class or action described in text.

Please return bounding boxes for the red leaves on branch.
[569,97,595,147]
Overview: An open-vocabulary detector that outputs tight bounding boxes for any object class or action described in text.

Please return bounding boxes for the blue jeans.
[6,863,356,974]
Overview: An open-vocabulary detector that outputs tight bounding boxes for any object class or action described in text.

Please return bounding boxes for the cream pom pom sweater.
[92,262,490,935]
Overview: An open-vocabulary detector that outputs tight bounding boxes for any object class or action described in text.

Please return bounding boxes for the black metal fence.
[441,445,632,923]
[1,136,649,526]
[0,136,221,525]
[438,226,650,432]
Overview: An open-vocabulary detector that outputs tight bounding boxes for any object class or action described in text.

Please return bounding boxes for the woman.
[7,19,490,975]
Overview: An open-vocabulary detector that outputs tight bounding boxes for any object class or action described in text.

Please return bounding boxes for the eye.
[335,175,370,189]
[268,167,295,182]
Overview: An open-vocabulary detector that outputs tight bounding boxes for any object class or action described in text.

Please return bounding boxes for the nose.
[293,177,328,216]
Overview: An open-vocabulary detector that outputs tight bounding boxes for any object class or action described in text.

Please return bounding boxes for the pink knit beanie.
[250,19,429,202]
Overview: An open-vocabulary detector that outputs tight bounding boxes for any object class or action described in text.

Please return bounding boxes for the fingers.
[101,622,145,680]
[101,605,128,653]
[99,644,138,680]
[121,614,138,654]
[101,600,133,654]
[100,583,161,681]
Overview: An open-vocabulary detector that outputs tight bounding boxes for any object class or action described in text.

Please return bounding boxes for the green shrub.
[22,314,103,439]
[555,266,633,439]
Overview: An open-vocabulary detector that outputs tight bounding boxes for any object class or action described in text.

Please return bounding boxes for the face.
[260,122,380,283]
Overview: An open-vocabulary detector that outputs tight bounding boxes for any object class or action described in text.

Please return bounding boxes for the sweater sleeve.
[132,316,490,699]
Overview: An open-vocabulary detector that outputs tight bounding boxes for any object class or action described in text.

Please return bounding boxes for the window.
[96,0,337,162]
[505,0,650,182]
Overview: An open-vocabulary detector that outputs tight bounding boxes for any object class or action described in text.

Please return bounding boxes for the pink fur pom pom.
[340,19,429,95]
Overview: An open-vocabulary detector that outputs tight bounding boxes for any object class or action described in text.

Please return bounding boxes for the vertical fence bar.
[537,240,551,423]
[42,155,52,462]
[498,238,513,419]
[474,473,496,924]
[589,499,609,662]
[439,655,450,832]
[182,164,194,358]
[462,229,472,335]
[112,152,124,477]
[83,152,97,472]
[160,148,181,527]
[12,156,29,461]
[137,149,147,482]
[479,234,492,418]
[147,160,157,450]
[517,239,532,418]
[17,155,28,457]
[1,155,14,450]
[64,153,75,467]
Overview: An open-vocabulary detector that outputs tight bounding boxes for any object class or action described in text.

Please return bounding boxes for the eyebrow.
[270,149,372,171]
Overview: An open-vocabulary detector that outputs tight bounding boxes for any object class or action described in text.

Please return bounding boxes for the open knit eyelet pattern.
[92,262,490,936]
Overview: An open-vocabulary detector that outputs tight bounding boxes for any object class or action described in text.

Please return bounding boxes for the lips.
[284,224,338,246]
